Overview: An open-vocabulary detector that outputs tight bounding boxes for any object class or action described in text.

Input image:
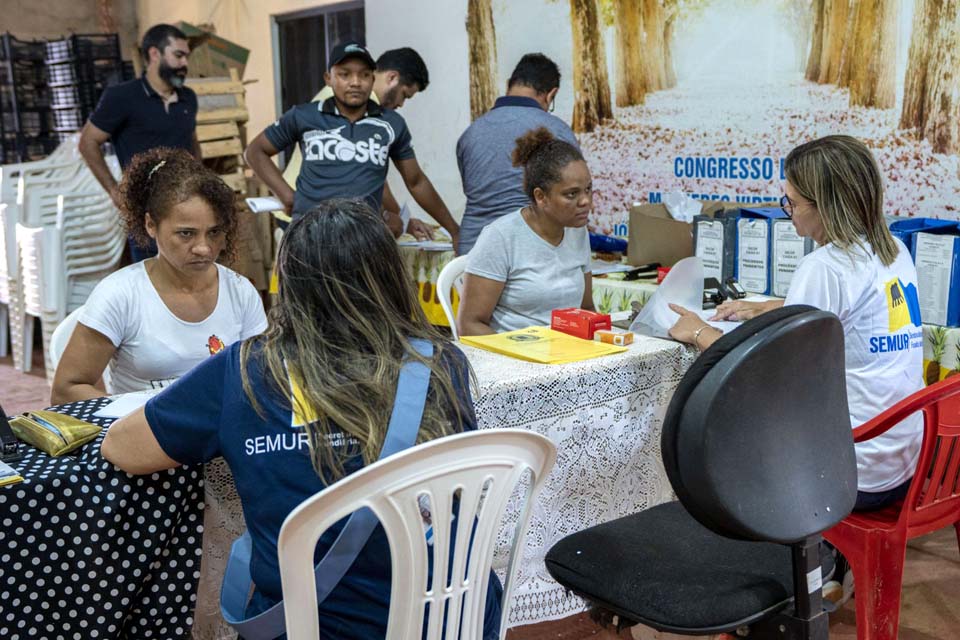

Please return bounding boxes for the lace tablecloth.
[465,337,696,625]
[185,336,697,636]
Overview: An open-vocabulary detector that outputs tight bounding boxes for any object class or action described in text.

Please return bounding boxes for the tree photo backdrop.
[467,0,960,236]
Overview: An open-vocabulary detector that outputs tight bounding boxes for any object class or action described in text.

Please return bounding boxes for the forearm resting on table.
[50,379,107,405]
[101,407,180,474]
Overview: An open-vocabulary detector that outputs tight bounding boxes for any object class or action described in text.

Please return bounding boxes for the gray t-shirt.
[466,209,591,332]
[456,96,579,254]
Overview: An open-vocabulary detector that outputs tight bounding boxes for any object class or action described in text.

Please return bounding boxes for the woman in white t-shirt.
[669,135,924,514]
[51,148,267,402]
[458,127,593,335]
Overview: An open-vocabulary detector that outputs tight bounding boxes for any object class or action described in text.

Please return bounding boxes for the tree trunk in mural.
[570,0,613,132]
[614,0,647,107]
[806,0,826,81]
[847,0,897,108]
[663,17,677,89]
[900,0,960,154]
[466,0,498,121]
[818,0,849,84]
[838,0,860,88]
[641,0,667,92]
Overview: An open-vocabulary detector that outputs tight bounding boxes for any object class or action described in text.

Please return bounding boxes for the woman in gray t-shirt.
[458,127,594,335]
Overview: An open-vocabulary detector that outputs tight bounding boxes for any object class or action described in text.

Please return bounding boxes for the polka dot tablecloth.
[0,397,205,640]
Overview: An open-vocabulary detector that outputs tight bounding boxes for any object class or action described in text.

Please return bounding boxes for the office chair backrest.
[662,306,857,543]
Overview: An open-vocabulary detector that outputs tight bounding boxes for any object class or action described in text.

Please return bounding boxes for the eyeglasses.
[781,194,816,220]
[780,195,794,219]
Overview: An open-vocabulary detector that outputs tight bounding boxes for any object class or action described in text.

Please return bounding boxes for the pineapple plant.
[926,326,947,385]
[947,340,960,379]
[597,288,614,314]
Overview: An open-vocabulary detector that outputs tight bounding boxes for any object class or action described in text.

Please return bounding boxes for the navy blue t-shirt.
[144,340,502,639]
[89,77,198,169]
[264,98,415,217]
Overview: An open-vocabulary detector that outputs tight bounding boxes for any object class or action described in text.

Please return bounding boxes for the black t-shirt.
[89,77,198,168]
[264,98,415,217]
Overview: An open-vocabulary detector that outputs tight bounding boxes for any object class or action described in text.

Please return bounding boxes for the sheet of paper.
[244,196,285,214]
[591,261,634,275]
[93,390,161,419]
[630,256,704,338]
[396,240,454,251]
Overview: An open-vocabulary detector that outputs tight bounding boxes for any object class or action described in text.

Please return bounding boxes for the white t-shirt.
[80,261,268,394]
[466,209,591,332]
[785,238,924,492]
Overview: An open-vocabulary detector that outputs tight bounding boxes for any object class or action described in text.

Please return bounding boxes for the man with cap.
[245,41,459,247]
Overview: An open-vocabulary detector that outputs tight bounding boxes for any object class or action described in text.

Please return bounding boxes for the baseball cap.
[328,42,376,70]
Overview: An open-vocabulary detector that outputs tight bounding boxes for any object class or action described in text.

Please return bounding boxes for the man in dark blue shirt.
[245,42,460,249]
[78,24,200,262]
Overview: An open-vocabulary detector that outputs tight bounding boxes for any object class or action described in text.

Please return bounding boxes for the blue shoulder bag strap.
[221,339,434,640]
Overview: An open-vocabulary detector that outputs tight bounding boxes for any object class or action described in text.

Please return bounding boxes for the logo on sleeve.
[870,278,923,354]
[885,278,922,332]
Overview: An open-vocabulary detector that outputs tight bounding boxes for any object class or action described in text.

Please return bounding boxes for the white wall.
[135,0,585,223]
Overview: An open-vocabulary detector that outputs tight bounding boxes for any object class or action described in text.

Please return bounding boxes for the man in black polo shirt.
[245,42,460,250]
[78,24,200,262]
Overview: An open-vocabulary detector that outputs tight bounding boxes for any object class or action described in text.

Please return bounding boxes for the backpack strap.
[221,339,434,639]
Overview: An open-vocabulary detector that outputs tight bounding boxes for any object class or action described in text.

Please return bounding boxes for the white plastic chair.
[277,428,557,640]
[49,305,83,369]
[437,255,469,340]
[48,305,113,393]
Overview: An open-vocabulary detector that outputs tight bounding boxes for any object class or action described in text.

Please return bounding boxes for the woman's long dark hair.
[240,199,466,481]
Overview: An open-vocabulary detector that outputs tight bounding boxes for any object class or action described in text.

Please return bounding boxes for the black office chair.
[545,306,857,639]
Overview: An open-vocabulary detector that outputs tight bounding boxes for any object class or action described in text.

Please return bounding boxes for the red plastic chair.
[823,376,960,640]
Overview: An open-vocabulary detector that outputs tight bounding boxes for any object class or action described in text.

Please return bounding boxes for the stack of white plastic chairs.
[0,138,78,363]
[1,136,124,381]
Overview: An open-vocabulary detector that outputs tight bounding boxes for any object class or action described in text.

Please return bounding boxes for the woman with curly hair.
[51,148,267,402]
[458,126,595,336]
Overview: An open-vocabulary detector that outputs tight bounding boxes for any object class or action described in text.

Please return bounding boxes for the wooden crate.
[185,68,249,194]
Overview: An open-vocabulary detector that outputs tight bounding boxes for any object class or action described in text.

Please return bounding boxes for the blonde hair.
[784,135,898,265]
[239,199,467,483]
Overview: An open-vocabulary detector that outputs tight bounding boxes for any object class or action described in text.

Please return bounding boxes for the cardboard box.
[627,201,740,268]
[913,230,960,327]
[551,308,611,340]
[178,22,250,79]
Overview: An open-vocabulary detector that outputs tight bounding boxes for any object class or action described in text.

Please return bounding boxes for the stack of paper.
[460,326,627,364]
[0,460,23,486]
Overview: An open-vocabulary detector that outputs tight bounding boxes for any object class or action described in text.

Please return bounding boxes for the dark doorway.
[275,2,365,162]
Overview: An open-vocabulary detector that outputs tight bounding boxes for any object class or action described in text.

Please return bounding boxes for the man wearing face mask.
[79,24,200,262]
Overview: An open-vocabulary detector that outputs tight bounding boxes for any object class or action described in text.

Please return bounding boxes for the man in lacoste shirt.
[245,42,460,249]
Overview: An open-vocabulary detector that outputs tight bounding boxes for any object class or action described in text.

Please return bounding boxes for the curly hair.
[512,127,584,201]
[118,147,239,261]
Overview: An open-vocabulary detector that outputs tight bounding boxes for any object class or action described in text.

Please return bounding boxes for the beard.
[378,85,402,110]
[159,61,187,88]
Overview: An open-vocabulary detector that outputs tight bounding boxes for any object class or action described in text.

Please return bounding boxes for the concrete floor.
[2,353,957,639]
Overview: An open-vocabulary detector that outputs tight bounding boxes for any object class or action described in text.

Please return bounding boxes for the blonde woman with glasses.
[669,135,924,514]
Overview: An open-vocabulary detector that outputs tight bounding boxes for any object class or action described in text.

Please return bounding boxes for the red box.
[551,308,612,340]
[657,266,671,284]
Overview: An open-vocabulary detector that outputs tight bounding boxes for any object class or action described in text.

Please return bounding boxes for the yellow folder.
[460,326,627,364]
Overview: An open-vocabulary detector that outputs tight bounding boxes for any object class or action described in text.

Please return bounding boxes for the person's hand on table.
[406,218,434,240]
[668,303,723,351]
[710,300,773,322]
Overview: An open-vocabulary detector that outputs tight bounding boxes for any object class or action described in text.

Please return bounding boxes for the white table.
[464,336,696,626]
